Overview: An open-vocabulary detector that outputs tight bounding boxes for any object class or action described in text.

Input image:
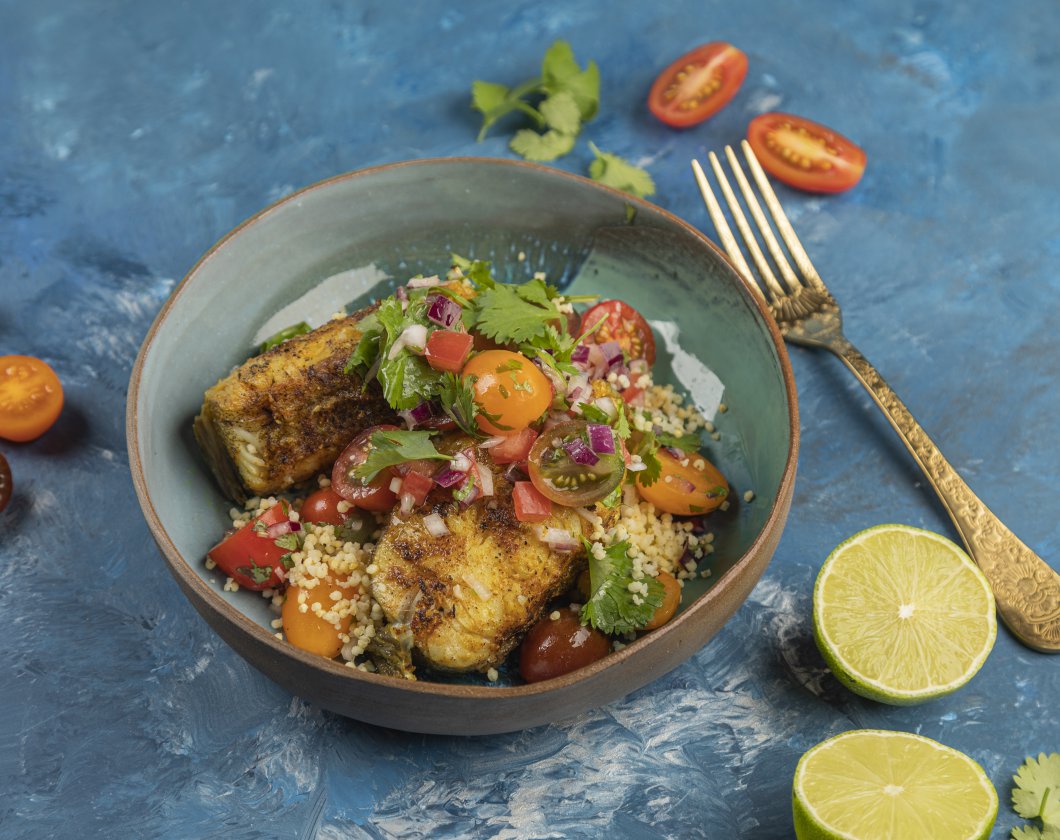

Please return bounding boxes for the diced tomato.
[513,481,552,523]
[425,330,474,373]
[620,385,643,405]
[579,300,656,365]
[399,470,435,507]
[489,427,538,465]
[208,501,293,590]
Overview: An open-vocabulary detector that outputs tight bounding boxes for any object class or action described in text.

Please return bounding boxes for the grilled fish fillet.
[371,471,594,673]
[193,309,395,503]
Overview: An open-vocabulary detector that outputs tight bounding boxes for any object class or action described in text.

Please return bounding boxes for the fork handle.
[825,335,1060,652]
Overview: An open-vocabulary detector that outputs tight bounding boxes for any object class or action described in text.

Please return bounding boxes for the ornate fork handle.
[825,334,1060,651]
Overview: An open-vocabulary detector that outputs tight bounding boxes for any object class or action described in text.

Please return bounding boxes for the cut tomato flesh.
[208,501,292,590]
[513,481,552,523]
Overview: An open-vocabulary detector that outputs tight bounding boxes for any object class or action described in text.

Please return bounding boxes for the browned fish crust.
[193,308,396,502]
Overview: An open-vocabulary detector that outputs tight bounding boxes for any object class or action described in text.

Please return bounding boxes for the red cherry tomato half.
[299,488,349,526]
[208,501,292,590]
[648,42,748,128]
[331,424,401,511]
[746,112,866,194]
[579,300,656,365]
[519,607,611,682]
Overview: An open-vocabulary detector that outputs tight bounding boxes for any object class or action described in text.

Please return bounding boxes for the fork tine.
[723,145,802,295]
[706,151,789,301]
[740,140,828,294]
[690,159,763,300]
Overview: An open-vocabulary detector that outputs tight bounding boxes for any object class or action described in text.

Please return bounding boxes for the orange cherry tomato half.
[282,580,359,658]
[648,42,748,128]
[635,449,728,516]
[747,112,866,194]
[643,572,681,631]
[579,300,656,365]
[0,355,64,442]
[461,350,551,435]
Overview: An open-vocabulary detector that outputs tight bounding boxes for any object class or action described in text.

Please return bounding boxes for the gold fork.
[693,142,1060,653]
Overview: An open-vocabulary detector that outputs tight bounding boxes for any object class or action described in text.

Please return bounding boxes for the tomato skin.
[462,350,551,435]
[331,424,401,511]
[0,355,64,442]
[519,607,611,682]
[648,42,748,128]
[208,501,292,590]
[299,488,349,526]
[398,470,435,507]
[425,330,474,373]
[0,453,10,513]
[282,581,358,658]
[513,481,552,523]
[747,113,866,193]
[579,300,656,365]
[489,427,538,465]
[643,572,681,630]
[527,420,625,507]
[635,449,728,516]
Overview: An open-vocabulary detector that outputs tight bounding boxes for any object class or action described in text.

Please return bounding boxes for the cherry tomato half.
[299,488,349,526]
[636,448,728,516]
[579,301,656,365]
[528,420,625,507]
[747,113,866,194]
[0,453,11,513]
[519,607,611,682]
[282,579,359,658]
[0,355,64,443]
[488,427,538,465]
[208,501,292,590]
[462,350,551,436]
[331,424,401,511]
[648,42,748,128]
[643,571,681,631]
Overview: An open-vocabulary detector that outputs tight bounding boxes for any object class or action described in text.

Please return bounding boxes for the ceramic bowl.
[127,157,798,735]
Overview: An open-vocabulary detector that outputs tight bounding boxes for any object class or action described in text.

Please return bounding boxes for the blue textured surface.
[2,1,1058,837]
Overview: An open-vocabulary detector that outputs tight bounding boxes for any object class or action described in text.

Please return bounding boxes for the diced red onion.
[457,482,480,507]
[426,294,462,328]
[395,286,408,302]
[626,461,648,472]
[388,324,428,359]
[274,566,287,583]
[389,476,403,494]
[674,477,696,494]
[599,341,624,368]
[593,396,616,419]
[399,492,415,515]
[587,424,615,454]
[411,401,435,423]
[397,409,416,430]
[571,344,590,365]
[408,275,441,288]
[567,386,584,401]
[433,468,467,488]
[503,463,527,483]
[479,435,508,449]
[679,550,697,571]
[451,452,472,473]
[664,446,684,460]
[477,465,495,497]
[542,528,579,552]
[423,513,449,537]
[266,520,300,539]
[564,437,599,466]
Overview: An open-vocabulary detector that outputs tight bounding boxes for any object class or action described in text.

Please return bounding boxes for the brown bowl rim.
[126,155,799,701]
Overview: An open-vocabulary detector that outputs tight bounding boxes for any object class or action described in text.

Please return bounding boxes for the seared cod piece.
[194,309,395,503]
[371,481,590,673]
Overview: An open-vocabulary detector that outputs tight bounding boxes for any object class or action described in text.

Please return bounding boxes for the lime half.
[813,523,996,704]
[793,729,998,840]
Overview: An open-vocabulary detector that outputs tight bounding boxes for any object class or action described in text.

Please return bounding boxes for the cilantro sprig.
[353,429,453,484]
[580,539,664,635]
[1012,753,1060,839]
[438,372,481,438]
[588,142,656,199]
[473,41,599,161]
[259,321,312,353]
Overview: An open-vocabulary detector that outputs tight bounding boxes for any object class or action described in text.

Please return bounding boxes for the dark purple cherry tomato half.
[519,607,610,683]
[0,453,10,513]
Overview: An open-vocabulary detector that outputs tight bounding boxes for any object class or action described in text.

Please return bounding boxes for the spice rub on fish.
[194,310,395,503]
[371,475,590,673]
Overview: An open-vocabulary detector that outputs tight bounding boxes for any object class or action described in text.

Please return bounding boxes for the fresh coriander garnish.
[588,142,656,198]
[273,533,301,551]
[473,278,561,345]
[580,539,664,635]
[1012,753,1060,838]
[259,321,312,353]
[353,429,452,484]
[438,372,482,438]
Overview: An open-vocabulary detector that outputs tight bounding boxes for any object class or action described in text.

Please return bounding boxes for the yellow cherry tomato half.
[643,571,681,630]
[636,449,729,516]
[461,350,551,435]
[282,580,359,658]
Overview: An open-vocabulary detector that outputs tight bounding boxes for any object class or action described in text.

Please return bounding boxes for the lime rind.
[792,729,998,840]
[812,523,997,705]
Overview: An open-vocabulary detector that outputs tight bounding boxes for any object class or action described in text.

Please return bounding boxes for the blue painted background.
[2,0,1058,837]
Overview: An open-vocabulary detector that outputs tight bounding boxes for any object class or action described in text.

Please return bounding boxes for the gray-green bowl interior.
[135,158,793,688]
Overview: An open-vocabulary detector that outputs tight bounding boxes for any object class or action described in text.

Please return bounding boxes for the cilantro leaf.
[353,429,452,483]
[451,253,497,290]
[540,40,600,121]
[438,372,483,438]
[538,91,581,135]
[613,399,631,440]
[273,533,301,551]
[580,539,664,635]
[260,321,311,353]
[509,128,577,162]
[634,430,663,486]
[588,142,656,198]
[656,431,701,453]
[472,78,546,141]
[344,312,383,376]
[473,279,561,344]
[1013,826,1060,840]
[1014,753,1060,828]
[247,562,275,584]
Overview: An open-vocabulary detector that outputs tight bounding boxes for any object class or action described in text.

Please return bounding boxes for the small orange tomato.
[0,355,64,442]
[461,350,551,435]
[636,449,728,516]
[282,580,359,658]
[643,572,681,630]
